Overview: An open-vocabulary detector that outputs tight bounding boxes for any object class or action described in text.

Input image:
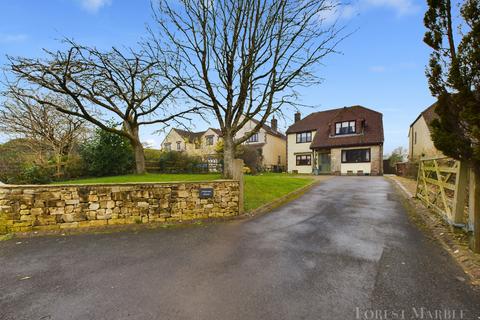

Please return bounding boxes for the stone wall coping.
[0,179,238,189]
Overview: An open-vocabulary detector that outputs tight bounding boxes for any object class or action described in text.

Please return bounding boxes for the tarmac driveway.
[1,177,479,320]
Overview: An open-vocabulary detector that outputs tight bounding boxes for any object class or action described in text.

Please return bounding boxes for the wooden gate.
[416,156,468,226]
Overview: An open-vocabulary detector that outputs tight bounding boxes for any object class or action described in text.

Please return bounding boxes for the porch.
[312,149,332,175]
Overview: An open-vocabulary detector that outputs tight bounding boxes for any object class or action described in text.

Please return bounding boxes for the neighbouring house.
[286,105,384,175]
[408,103,443,161]
[161,117,287,171]
[161,127,223,170]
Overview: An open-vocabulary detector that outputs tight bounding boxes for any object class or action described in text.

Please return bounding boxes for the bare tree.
[148,0,343,177]
[0,93,87,177]
[6,40,201,174]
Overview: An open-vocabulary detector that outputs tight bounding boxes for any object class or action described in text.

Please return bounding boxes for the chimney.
[294,112,301,123]
[271,117,278,132]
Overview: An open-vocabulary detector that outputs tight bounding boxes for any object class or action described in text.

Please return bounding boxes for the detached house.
[161,127,223,169]
[408,103,443,161]
[286,106,384,175]
[161,117,287,171]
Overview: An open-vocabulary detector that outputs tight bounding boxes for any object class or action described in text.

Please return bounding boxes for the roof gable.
[286,105,384,149]
[173,128,206,143]
[409,103,439,135]
[202,128,222,138]
[248,117,286,139]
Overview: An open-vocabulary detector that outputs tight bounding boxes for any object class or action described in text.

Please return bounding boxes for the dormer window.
[335,121,356,135]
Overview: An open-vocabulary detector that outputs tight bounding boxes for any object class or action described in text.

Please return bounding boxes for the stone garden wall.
[0,180,240,234]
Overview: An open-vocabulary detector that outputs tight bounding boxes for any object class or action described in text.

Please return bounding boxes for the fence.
[396,161,419,179]
[146,161,285,174]
[145,161,222,174]
[415,157,469,227]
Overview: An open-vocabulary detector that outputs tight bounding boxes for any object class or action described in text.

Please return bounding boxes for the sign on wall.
[199,188,214,199]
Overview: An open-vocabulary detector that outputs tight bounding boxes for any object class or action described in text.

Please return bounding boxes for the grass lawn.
[243,174,314,211]
[56,173,314,212]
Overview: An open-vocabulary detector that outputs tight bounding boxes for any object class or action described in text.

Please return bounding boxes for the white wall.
[340,163,371,175]
[287,131,316,173]
[331,145,382,175]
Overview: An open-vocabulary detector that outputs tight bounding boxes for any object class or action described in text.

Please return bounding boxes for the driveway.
[1,177,479,320]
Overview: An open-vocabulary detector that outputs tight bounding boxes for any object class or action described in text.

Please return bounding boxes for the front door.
[318,152,331,173]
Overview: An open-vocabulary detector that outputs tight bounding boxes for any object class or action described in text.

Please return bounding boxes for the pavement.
[1,176,479,320]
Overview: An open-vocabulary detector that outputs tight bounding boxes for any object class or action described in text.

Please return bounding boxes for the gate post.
[452,161,468,225]
[469,167,480,253]
[232,159,244,215]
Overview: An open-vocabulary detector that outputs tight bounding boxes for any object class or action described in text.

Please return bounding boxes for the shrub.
[62,155,87,179]
[215,141,263,174]
[79,128,135,177]
[144,148,163,161]
[157,151,207,173]
[19,164,55,184]
[242,166,252,174]
[238,146,263,174]
[0,139,51,184]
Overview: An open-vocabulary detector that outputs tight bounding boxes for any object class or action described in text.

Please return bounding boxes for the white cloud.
[319,0,419,24]
[318,2,358,25]
[369,65,386,73]
[142,139,160,149]
[80,0,112,13]
[0,34,28,43]
[364,0,419,15]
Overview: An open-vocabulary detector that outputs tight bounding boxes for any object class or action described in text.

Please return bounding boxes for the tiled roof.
[411,103,438,132]
[208,128,223,136]
[173,128,206,142]
[286,105,384,149]
[173,119,285,142]
[249,118,286,139]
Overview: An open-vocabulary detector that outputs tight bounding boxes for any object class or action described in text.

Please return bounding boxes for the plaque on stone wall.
[199,188,214,199]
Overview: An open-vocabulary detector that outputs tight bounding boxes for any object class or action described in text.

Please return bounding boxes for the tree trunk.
[471,166,480,253]
[127,124,146,174]
[133,141,146,174]
[223,135,236,179]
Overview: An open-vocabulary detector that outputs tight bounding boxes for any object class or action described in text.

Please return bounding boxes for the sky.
[0,0,436,154]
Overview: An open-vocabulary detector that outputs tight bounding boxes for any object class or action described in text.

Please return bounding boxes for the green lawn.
[243,174,314,211]
[56,173,314,212]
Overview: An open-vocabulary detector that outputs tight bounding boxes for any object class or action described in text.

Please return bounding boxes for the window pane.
[342,149,370,163]
[296,132,311,143]
[248,133,258,142]
[296,154,311,165]
[335,121,357,135]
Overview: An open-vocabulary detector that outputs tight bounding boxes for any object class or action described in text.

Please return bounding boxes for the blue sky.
[0,0,435,154]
